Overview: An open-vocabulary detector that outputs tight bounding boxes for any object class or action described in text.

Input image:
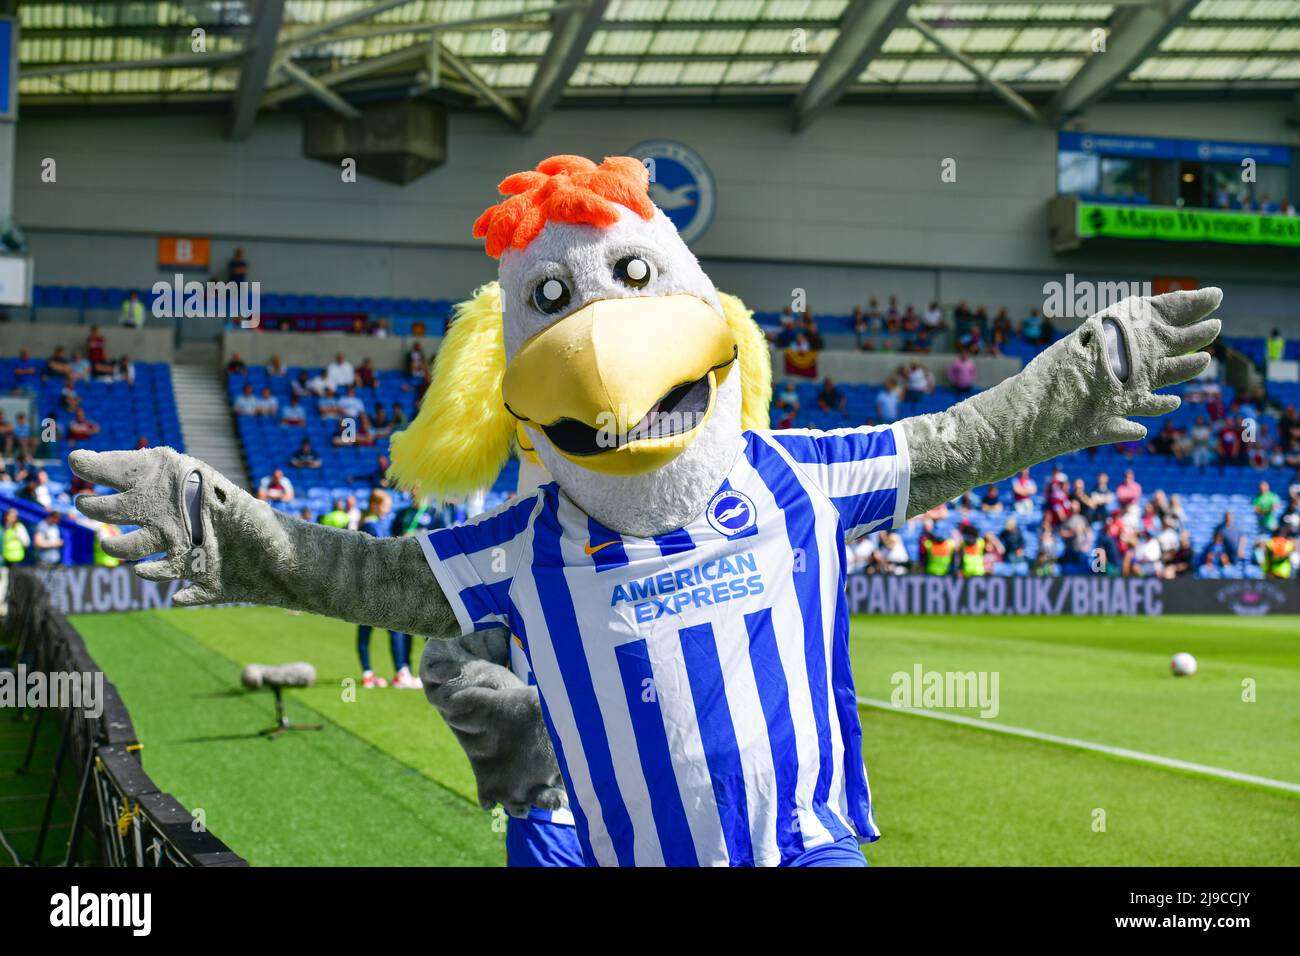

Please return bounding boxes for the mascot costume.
[71,154,1222,868]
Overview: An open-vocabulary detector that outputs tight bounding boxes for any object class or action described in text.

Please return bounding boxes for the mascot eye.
[614,255,656,289]
[533,277,571,314]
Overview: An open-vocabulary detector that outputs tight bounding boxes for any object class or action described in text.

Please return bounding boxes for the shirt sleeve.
[417,493,540,636]
[768,421,911,539]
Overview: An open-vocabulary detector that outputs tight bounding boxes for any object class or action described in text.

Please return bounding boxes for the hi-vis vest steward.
[3,525,26,563]
[320,510,350,529]
[961,538,986,576]
[1262,535,1295,578]
[922,537,954,575]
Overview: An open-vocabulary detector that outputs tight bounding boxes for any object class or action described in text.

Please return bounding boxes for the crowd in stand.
[0,326,146,569]
[846,460,1300,580]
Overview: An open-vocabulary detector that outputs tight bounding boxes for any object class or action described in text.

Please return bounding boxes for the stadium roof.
[15,1,1300,131]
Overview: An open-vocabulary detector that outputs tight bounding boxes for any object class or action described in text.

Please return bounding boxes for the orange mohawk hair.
[472,154,655,258]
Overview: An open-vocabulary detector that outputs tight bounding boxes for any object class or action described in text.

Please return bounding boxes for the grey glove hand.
[70,447,455,637]
[71,447,253,606]
[420,631,566,818]
[905,287,1222,516]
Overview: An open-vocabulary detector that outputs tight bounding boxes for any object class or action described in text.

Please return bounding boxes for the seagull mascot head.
[390,154,771,537]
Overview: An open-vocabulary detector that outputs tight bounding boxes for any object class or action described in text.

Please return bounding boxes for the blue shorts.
[505,815,586,868]
[780,835,869,868]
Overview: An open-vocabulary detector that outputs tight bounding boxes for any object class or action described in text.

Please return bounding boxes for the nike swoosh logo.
[584,540,618,556]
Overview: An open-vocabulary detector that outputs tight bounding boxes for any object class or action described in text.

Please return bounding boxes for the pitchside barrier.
[0,568,245,867]
[29,562,1300,618]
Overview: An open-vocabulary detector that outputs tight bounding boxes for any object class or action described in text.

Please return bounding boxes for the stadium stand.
[0,349,183,565]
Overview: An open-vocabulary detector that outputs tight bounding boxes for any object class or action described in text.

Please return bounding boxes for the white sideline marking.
[857,697,1300,795]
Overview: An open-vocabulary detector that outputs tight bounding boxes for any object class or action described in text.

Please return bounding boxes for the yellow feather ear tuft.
[388,281,515,496]
[717,290,773,433]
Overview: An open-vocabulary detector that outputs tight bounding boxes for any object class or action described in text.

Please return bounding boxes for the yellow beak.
[502,294,737,475]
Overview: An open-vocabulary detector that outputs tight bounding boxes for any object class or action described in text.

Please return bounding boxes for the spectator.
[1058,501,1094,573]
[26,470,53,510]
[280,395,307,426]
[66,408,101,447]
[1116,469,1142,510]
[979,483,1002,513]
[257,468,295,503]
[13,349,38,380]
[326,353,355,391]
[13,414,35,459]
[291,370,313,400]
[1088,472,1114,522]
[1189,414,1213,468]
[1,508,31,565]
[846,534,876,575]
[1012,469,1037,515]
[226,353,247,376]
[356,358,378,390]
[816,377,846,415]
[1043,467,1071,528]
[86,325,107,366]
[406,342,427,378]
[922,301,944,332]
[875,378,901,423]
[1217,416,1242,465]
[267,354,286,378]
[0,413,11,456]
[290,438,321,469]
[1253,480,1280,533]
[111,355,135,387]
[1021,308,1044,344]
[255,386,278,417]
[33,511,64,567]
[902,361,933,402]
[391,403,408,428]
[227,247,248,283]
[348,454,391,489]
[59,375,80,412]
[371,403,393,437]
[355,489,421,690]
[336,386,366,421]
[1125,529,1163,577]
[1032,531,1059,576]
[1164,527,1194,578]
[769,311,797,348]
[69,350,91,382]
[876,531,911,575]
[999,517,1027,572]
[119,291,145,329]
[801,312,825,351]
[45,346,71,380]
[946,349,977,393]
[233,383,260,416]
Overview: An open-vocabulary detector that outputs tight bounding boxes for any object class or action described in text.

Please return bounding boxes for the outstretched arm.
[420,630,566,818]
[70,447,457,638]
[901,288,1222,517]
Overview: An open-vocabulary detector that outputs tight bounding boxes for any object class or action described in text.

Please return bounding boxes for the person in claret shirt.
[1115,469,1142,510]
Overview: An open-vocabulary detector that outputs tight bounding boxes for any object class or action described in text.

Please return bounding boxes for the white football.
[1171,652,1197,677]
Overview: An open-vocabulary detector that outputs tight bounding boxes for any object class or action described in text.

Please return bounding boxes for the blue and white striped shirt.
[420,424,910,866]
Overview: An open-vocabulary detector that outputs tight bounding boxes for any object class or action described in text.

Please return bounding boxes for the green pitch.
[60,608,1300,866]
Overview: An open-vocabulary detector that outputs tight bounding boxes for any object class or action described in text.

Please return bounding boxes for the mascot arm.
[900,288,1222,517]
[69,447,457,638]
[420,629,566,817]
